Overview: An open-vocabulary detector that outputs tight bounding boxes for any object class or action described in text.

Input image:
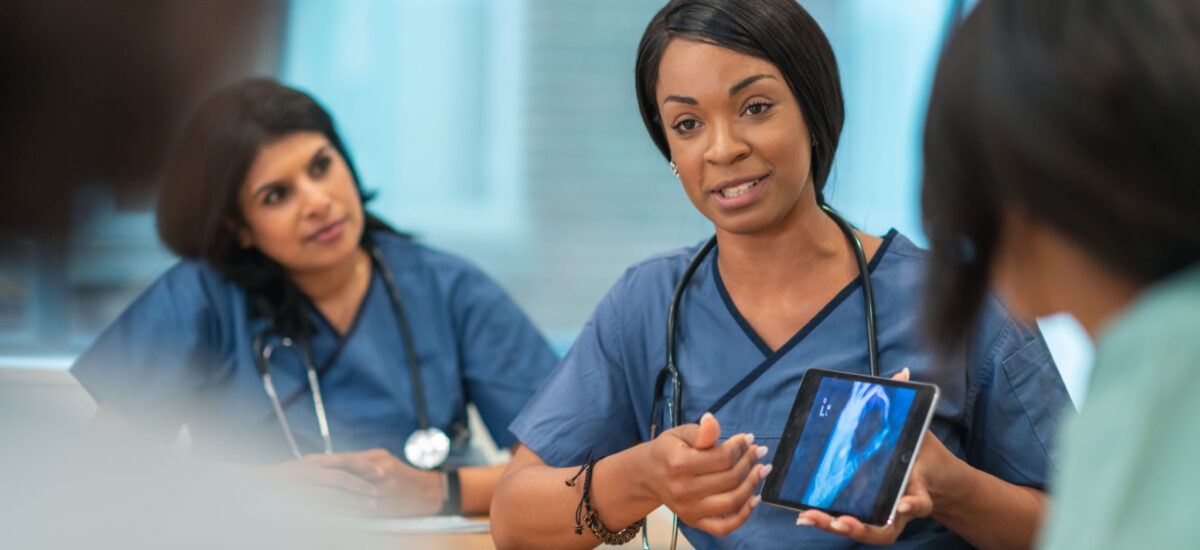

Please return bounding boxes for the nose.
[702,119,751,166]
[298,177,332,219]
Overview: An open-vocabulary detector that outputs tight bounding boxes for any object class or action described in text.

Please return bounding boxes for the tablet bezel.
[760,368,940,526]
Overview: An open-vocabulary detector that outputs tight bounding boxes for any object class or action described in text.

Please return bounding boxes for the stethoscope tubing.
[252,244,436,460]
[648,205,881,550]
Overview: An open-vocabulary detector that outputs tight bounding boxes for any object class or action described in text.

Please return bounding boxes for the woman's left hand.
[321,448,444,517]
[794,452,933,545]
[793,368,949,545]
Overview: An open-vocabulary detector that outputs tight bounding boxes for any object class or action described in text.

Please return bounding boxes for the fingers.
[306,466,380,497]
[895,493,933,519]
[892,367,911,381]
[665,433,756,480]
[694,412,721,449]
[674,441,767,500]
[319,449,396,480]
[673,412,722,449]
[796,509,906,545]
[691,491,759,537]
[690,462,769,519]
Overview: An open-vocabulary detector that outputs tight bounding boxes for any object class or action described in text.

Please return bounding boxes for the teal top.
[1039,264,1200,550]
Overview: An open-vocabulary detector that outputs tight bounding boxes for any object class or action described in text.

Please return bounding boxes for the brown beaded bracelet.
[566,452,645,545]
[584,508,644,545]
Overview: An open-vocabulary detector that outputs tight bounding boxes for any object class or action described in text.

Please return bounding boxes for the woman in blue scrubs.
[491,1,1070,548]
[70,79,558,516]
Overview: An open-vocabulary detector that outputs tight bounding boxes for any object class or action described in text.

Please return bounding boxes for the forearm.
[491,446,659,550]
[458,463,505,515]
[931,458,1046,550]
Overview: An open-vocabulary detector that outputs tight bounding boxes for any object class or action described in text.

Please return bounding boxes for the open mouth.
[718,177,762,198]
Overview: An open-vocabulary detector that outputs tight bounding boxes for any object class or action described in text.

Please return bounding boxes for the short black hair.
[921,0,1200,351]
[156,78,395,337]
[635,0,844,204]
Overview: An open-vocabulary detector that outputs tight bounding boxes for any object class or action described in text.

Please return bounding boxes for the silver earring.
[669,161,680,178]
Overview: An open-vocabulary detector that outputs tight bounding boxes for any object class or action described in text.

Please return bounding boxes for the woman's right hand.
[640,412,769,536]
[268,453,381,512]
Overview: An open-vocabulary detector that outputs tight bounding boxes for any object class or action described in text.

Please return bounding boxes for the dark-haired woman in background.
[921,1,1200,548]
[491,1,1068,548]
[70,79,558,517]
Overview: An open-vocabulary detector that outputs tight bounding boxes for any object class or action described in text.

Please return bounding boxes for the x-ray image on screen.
[778,378,916,519]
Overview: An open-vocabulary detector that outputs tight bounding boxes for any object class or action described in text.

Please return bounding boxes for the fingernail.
[701,412,714,422]
[898,502,912,513]
[760,464,773,479]
[830,520,846,531]
[902,367,911,377]
[744,433,755,446]
[750,495,761,508]
[756,446,768,459]
[796,517,814,526]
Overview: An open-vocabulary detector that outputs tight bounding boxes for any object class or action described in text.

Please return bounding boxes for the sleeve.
[450,265,559,449]
[962,297,1074,489]
[507,285,643,467]
[69,265,218,439]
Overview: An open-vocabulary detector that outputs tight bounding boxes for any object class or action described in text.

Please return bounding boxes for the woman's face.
[656,39,815,235]
[236,131,365,274]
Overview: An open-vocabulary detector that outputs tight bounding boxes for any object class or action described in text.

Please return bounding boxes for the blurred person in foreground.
[920,0,1200,548]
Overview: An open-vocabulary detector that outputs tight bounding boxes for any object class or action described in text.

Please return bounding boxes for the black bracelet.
[439,469,461,515]
[565,452,644,545]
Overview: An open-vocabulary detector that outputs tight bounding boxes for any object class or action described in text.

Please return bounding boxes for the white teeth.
[721,179,759,198]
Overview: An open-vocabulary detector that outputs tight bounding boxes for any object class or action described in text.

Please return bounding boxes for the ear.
[225,218,254,249]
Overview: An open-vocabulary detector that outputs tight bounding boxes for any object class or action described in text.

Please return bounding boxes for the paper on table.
[340,515,490,535]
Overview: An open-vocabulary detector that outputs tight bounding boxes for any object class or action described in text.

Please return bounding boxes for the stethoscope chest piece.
[405,427,451,470]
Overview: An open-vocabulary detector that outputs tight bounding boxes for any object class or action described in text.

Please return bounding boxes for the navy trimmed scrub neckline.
[703,229,898,416]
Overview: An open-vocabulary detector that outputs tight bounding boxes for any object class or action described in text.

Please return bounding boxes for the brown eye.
[262,185,289,206]
[672,118,700,134]
[743,101,773,116]
[310,154,332,178]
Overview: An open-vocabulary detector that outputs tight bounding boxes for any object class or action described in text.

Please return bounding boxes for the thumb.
[694,412,721,449]
[892,367,911,382]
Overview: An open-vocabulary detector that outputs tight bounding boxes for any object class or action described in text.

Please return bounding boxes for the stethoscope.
[252,245,451,470]
[646,205,879,549]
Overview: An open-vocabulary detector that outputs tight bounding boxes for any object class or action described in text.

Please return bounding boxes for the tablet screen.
[762,369,938,525]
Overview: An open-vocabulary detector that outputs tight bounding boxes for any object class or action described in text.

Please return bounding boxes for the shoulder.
[612,239,708,292]
[140,258,242,309]
[369,230,482,279]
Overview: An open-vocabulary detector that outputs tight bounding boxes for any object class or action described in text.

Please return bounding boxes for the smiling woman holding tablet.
[490,1,1071,548]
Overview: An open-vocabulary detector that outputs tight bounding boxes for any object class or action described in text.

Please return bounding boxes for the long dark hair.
[635,0,844,204]
[156,78,398,338]
[921,0,1200,351]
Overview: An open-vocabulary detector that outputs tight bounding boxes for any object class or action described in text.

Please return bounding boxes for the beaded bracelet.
[565,452,645,545]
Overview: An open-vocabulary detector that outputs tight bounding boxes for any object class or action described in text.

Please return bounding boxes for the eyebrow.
[251,145,329,199]
[729,74,776,96]
[661,74,779,107]
[663,95,697,106]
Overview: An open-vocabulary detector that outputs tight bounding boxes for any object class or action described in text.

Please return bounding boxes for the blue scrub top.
[510,231,1072,550]
[72,230,558,465]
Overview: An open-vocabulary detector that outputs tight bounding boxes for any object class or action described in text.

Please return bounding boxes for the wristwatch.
[439,469,461,515]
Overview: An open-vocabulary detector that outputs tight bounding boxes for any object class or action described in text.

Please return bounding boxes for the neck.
[715,197,848,293]
[1019,227,1144,341]
[288,246,371,304]
[1062,267,1144,341]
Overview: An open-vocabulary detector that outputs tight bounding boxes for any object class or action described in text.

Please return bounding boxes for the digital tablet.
[760,368,939,526]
